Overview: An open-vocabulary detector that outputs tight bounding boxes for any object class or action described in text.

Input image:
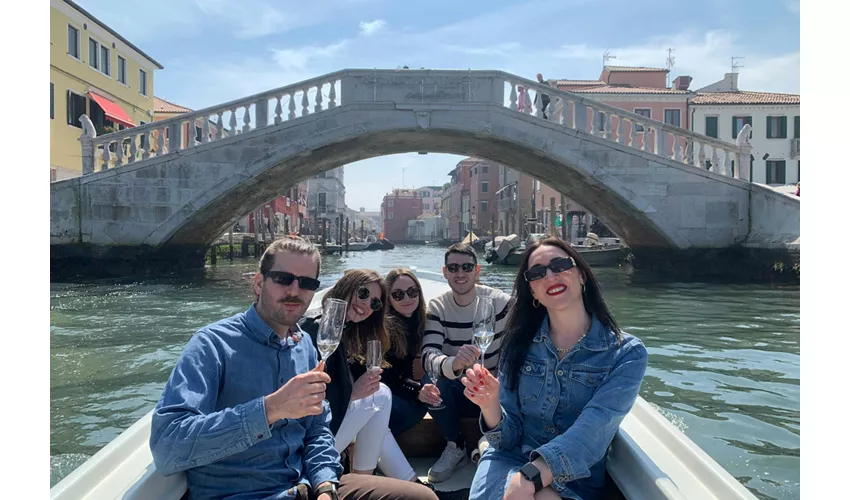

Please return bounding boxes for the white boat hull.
[50,268,757,500]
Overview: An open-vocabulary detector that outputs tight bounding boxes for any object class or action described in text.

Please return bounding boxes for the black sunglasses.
[446,262,476,273]
[357,286,383,311]
[523,256,577,282]
[390,286,420,301]
[263,271,321,291]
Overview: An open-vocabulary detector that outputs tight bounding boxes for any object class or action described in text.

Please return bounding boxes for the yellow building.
[50,0,163,181]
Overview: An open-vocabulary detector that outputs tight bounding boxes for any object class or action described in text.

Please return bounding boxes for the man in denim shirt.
[150,237,435,500]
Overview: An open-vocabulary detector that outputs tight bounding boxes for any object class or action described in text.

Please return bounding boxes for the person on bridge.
[299,269,434,491]
[383,268,442,436]
[421,243,513,483]
[149,237,437,500]
[534,73,551,119]
[462,237,648,500]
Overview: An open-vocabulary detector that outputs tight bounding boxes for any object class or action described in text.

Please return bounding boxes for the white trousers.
[334,383,416,480]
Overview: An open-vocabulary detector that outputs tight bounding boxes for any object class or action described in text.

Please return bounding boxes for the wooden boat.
[49,268,757,500]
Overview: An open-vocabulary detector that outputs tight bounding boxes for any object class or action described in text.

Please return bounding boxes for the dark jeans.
[430,376,481,445]
[390,394,429,437]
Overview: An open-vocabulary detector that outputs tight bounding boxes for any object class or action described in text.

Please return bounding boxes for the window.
[480,201,488,212]
[732,116,752,139]
[195,126,203,143]
[481,181,489,193]
[766,160,786,184]
[388,212,394,220]
[89,38,99,69]
[664,109,681,127]
[388,199,394,208]
[794,116,800,139]
[67,91,87,128]
[117,56,127,84]
[482,165,488,173]
[633,108,651,132]
[423,203,430,210]
[766,116,787,139]
[67,25,80,59]
[100,45,110,76]
[50,83,54,119]
[705,116,718,138]
[139,70,148,96]
[318,192,327,208]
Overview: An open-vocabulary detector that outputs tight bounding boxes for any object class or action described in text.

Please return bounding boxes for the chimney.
[724,73,739,91]
[672,75,692,91]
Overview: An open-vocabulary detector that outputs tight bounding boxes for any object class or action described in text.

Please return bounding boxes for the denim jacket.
[149,305,342,500]
[483,314,647,496]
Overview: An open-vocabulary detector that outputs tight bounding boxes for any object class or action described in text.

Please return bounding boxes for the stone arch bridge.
[50,69,799,277]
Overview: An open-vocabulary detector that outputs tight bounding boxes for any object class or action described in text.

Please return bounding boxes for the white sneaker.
[427,441,470,483]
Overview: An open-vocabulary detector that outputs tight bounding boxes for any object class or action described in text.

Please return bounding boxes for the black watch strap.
[315,482,339,499]
[520,462,543,492]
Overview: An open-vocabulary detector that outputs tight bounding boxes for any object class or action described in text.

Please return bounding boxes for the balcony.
[790,138,800,159]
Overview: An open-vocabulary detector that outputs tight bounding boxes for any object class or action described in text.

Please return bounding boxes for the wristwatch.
[520,462,543,492]
[315,482,339,500]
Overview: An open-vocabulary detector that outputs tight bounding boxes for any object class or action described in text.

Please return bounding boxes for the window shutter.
[732,117,738,138]
[780,117,787,138]
[766,116,772,138]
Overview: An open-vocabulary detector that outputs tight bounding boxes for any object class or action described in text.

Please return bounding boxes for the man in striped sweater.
[422,243,512,483]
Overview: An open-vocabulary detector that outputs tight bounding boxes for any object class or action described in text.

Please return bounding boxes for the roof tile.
[154,97,193,114]
[690,91,800,105]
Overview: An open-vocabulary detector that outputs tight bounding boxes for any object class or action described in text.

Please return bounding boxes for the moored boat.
[49,268,757,500]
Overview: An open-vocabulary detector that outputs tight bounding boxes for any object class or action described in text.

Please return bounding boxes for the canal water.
[50,245,800,499]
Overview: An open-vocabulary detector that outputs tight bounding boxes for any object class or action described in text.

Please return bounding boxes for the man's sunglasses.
[446,262,476,273]
[390,286,420,301]
[263,271,321,291]
[523,256,577,282]
[357,286,383,311]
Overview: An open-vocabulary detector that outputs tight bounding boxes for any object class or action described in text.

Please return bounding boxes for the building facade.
[412,186,444,215]
[306,167,346,237]
[381,189,423,241]
[690,73,800,185]
[467,159,501,236]
[440,159,474,241]
[407,214,444,241]
[50,0,163,180]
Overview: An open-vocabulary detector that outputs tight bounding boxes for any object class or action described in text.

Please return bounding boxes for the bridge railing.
[79,69,750,181]
[495,72,748,180]
[79,70,349,174]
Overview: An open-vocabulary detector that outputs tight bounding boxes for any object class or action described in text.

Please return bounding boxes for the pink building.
[467,159,500,236]
[440,159,473,240]
[381,189,423,242]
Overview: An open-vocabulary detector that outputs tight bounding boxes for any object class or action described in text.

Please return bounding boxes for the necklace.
[555,331,585,353]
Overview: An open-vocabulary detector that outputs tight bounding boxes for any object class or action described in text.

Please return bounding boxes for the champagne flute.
[365,340,384,412]
[317,298,347,362]
[472,297,495,368]
[426,356,445,411]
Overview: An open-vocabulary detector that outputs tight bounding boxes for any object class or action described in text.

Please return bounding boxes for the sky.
[76,0,800,211]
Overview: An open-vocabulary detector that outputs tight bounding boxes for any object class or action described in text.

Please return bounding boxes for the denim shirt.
[483,314,647,496]
[149,305,342,500]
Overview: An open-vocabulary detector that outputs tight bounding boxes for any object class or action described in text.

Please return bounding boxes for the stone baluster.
[242,105,252,133]
[616,115,627,145]
[672,134,683,162]
[215,111,224,140]
[202,116,211,143]
[587,105,596,136]
[697,142,706,169]
[142,130,151,160]
[328,82,337,109]
[509,83,518,111]
[255,100,268,129]
[711,147,720,173]
[641,128,650,152]
[114,140,124,167]
[274,96,283,124]
[522,88,532,114]
[314,85,323,113]
[288,93,297,120]
[655,129,666,156]
[628,119,637,148]
[168,121,181,152]
[128,134,137,163]
[229,109,238,136]
[156,127,165,155]
[573,101,587,132]
[602,112,612,140]
[564,100,574,129]
[534,87,543,119]
[302,90,310,116]
[101,142,111,170]
[723,149,733,176]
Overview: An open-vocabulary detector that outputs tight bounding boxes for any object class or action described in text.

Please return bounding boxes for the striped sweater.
[422,285,513,379]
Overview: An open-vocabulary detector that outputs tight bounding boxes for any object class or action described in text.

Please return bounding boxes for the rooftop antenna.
[603,50,616,68]
[665,48,675,88]
[731,56,745,73]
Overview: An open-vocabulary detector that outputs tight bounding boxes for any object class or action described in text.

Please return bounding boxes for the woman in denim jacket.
[462,237,648,500]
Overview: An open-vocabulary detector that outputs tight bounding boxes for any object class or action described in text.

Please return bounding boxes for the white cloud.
[785,0,800,14]
[359,19,386,36]
[272,41,349,71]
[440,42,522,57]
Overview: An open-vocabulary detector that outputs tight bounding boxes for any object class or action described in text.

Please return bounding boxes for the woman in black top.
[384,268,442,436]
[299,269,431,489]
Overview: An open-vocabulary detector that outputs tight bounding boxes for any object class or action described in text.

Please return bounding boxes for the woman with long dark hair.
[462,237,648,499]
[299,269,433,492]
[383,268,441,436]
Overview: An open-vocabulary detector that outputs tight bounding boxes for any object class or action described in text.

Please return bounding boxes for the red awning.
[87,92,135,128]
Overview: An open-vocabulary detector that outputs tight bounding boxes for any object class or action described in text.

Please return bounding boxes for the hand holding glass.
[426,357,445,410]
[316,298,347,363]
